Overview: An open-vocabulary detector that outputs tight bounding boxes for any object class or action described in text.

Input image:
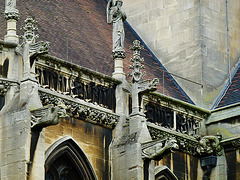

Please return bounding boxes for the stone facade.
[0,0,240,180]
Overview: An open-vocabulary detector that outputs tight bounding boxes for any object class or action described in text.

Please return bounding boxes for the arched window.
[3,58,9,78]
[45,136,97,180]
[155,166,178,180]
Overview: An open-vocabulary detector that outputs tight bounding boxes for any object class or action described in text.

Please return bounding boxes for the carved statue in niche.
[107,0,127,53]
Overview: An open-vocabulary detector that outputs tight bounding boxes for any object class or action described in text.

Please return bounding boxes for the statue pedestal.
[112,57,126,80]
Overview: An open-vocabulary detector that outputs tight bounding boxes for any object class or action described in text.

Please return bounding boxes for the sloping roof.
[0,0,193,104]
[214,63,240,109]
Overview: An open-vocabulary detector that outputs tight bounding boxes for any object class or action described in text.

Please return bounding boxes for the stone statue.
[107,0,127,53]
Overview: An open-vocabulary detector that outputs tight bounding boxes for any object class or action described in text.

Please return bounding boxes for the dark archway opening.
[45,138,97,180]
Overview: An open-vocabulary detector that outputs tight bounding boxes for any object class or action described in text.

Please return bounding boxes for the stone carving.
[4,0,19,21]
[142,138,179,160]
[31,101,67,129]
[17,17,50,79]
[39,91,119,128]
[196,136,222,156]
[129,40,159,114]
[107,0,127,57]
[148,123,223,156]
[0,80,11,96]
[147,123,199,155]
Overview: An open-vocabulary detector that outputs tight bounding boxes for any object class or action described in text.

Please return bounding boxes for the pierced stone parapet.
[39,88,120,129]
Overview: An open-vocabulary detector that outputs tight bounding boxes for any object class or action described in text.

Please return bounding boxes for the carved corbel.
[142,137,179,160]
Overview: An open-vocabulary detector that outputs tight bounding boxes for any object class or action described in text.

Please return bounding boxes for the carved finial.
[129,40,145,83]
[21,17,39,44]
[129,40,159,115]
[4,0,19,21]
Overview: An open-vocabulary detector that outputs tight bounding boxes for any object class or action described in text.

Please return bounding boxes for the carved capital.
[112,50,126,59]
[4,11,19,21]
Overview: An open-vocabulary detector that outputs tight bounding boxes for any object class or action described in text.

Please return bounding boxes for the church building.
[0,0,240,179]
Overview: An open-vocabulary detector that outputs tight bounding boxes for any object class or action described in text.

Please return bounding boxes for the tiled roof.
[214,64,240,109]
[0,0,193,104]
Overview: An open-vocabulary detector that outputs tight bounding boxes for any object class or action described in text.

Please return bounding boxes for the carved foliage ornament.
[39,92,119,128]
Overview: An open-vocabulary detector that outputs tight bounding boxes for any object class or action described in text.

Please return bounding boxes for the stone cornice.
[39,87,120,129]
[207,104,240,125]
[220,136,240,151]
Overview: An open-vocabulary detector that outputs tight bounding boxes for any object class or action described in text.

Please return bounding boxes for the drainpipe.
[226,0,231,83]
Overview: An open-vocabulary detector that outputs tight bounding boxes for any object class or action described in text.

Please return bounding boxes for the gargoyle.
[196,135,222,155]
[31,101,67,129]
[142,138,179,160]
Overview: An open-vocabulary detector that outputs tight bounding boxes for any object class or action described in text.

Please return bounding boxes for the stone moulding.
[39,87,120,129]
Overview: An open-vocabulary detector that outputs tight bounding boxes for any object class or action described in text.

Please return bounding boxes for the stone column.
[4,0,19,43]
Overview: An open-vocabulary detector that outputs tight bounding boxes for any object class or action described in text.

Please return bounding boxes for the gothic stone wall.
[45,118,112,180]
[123,0,240,108]
[155,152,201,180]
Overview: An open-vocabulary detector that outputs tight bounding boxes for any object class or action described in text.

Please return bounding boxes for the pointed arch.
[45,136,97,180]
[155,166,178,180]
[3,58,9,78]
